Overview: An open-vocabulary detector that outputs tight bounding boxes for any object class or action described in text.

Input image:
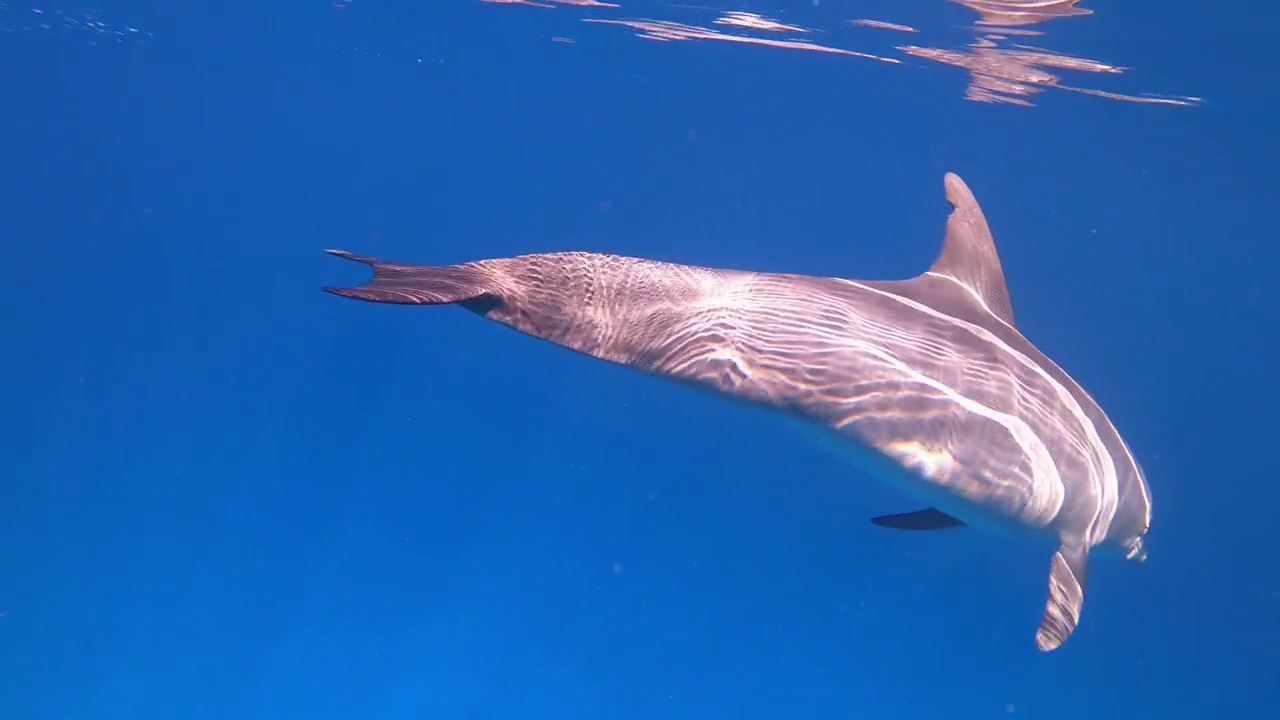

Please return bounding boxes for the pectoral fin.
[1035,544,1088,652]
[869,507,966,531]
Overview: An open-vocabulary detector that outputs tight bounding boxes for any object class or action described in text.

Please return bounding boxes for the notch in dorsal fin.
[927,173,1016,327]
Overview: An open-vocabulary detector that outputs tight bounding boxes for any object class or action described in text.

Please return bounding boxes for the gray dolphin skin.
[322,172,1152,652]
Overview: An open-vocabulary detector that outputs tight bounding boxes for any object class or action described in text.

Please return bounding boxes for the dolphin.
[321,172,1152,652]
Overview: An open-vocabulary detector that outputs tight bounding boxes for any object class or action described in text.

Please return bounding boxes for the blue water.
[2,1,1276,718]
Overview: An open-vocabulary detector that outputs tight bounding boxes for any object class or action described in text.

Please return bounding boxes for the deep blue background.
[2,1,1277,718]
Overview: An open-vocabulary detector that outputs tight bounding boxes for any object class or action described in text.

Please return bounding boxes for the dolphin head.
[1122,532,1148,564]
[1104,455,1153,564]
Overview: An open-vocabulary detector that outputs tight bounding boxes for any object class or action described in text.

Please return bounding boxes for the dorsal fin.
[926,173,1016,327]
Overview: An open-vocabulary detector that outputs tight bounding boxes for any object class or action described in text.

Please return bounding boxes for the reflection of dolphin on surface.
[959,0,1092,27]
[900,0,1199,106]
[322,172,1153,652]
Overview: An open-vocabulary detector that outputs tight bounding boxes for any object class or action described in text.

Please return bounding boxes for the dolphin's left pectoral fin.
[869,507,966,530]
[1035,544,1088,652]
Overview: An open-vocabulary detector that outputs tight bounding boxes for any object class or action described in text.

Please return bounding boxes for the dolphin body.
[322,172,1152,652]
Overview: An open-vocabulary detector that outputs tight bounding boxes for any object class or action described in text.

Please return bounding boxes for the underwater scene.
[2,1,1275,718]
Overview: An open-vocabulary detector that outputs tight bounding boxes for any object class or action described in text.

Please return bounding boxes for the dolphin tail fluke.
[1035,544,1088,652]
[321,249,496,307]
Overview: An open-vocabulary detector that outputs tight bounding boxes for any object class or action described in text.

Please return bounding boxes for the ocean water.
[2,1,1276,718]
